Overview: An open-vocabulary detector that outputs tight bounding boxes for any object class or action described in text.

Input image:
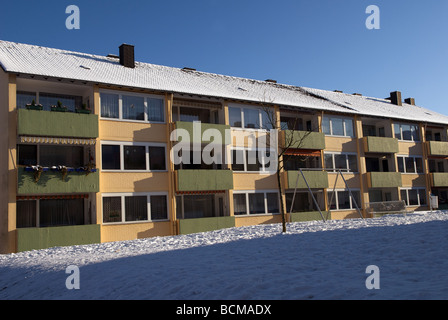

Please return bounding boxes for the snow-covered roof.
[1,40,448,125]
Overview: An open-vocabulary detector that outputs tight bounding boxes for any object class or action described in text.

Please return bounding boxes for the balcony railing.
[177,216,236,235]
[430,172,448,187]
[286,170,329,189]
[283,130,326,150]
[427,141,448,157]
[363,136,399,153]
[16,224,101,252]
[18,167,99,195]
[175,169,234,192]
[18,109,98,138]
[367,172,402,188]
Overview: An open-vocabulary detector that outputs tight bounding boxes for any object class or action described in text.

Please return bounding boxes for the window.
[180,194,216,219]
[233,191,280,216]
[324,153,358,173]
[16,200,37,228]
[229,105,274,130]
[17,144,84,168]
[397,156,424,174]
[328,190,361,210]
[39,198,85,227]
[17,91,37,109]
[285,191,324,212]
[394,123,420,141]
[231,148,274,172]
[124,146,146,170]
[100,91,165,123]
[322,116,355,137]
[39,92,82,112]
[103,193,168,223]
[101,145,121,170]
[101,142,166,172]
[400,188,427,207]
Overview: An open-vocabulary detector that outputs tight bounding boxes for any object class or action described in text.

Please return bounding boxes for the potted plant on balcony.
[75,103,92,114]
[25,99,43,111]
[51,100,68,112]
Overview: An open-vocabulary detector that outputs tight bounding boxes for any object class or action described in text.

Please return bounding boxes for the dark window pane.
[40,199,84,227]
[232,150,245,171]
[149,147,166,170]
[233,194,247,215]
[151,195,168,220]
[17,144,37,166]
[124,146,146,170]
[40,145,83,167]
[249,193,265,214]
[266,193,279,213]
[103,197,122,223]
[244,109,260,129]
[39,92,82,112]
[229,107,242,128]
[125,196,148,222]
[337,191,351,210]
[16,200,37,228]
[17,91,37,109]
[102,145,121,170]
[147,98,164,122]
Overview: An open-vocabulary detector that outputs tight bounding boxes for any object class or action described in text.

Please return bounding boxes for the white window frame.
[228,104,272,131]
[102,192,169,224]
[400,188,427,207]
[230,147,275,173]
[394,123,420,142]
[232,190,280,216]
[100,141,167,172]
[397,155,424,174]
[322,115,355,138]
[328,189,361,211]
[324,152,359,173]
[99,89,165,124]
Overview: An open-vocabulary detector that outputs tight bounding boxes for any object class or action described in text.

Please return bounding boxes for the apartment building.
[1,40,448,253]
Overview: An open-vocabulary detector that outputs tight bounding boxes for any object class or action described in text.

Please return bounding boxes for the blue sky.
[1,0,447,115]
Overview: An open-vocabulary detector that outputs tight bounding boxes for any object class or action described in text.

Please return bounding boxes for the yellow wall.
[235,214,283,227]
[101,222,172,243]
[233,172,277,190]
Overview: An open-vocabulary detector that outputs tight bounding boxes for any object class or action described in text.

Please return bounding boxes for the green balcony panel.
[18,109,99,138]
[427,141,448,157]
[287,170,329,189]
[16,224,101,252]
[367,172,402,188]
[363,136,399,153]
[431,173,448,187]
[174,121,231,144]
[177,169,233,192]
[18,168,99,195]
[284,130,326,150]
[290,211,328,222]
[178,216,235,235]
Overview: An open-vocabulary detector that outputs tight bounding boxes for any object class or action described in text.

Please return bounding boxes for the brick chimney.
[119,44,135,68]
[390,91,402,106]
[404,98,415,105]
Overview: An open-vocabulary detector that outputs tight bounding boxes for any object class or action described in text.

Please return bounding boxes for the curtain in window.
[266,193,279,213]
[249,193,265,214]
[147,98,164,122]
[183,195,215,219]
[39,199,84,227]
[229,107,242,128]
[16,200,37,228]
[103,197,122,223]
[125,196,148,222]
[122,95,145,120]
[151,195,168,220]
[233,194,247,215]
[100,93,119,119]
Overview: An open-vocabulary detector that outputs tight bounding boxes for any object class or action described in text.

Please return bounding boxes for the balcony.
[16,224,101,252]
[17,109,98,138]
[430,173,448,187]
[178,216,235,235]
[286,170,329,189]
[175,169,234,192]
[427,141,448,157]
[18,167,99,195]
[367,172,402,188]
[173,121,230,144]
[363,136,399,153]
[284,130,326,150]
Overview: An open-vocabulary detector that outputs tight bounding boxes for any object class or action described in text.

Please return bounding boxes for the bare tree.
[259,98,315,233]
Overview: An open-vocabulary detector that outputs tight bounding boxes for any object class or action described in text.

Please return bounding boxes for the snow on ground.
[1,211,448,300]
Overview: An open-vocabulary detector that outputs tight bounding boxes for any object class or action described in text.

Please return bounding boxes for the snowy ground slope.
[1,211,448,300]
